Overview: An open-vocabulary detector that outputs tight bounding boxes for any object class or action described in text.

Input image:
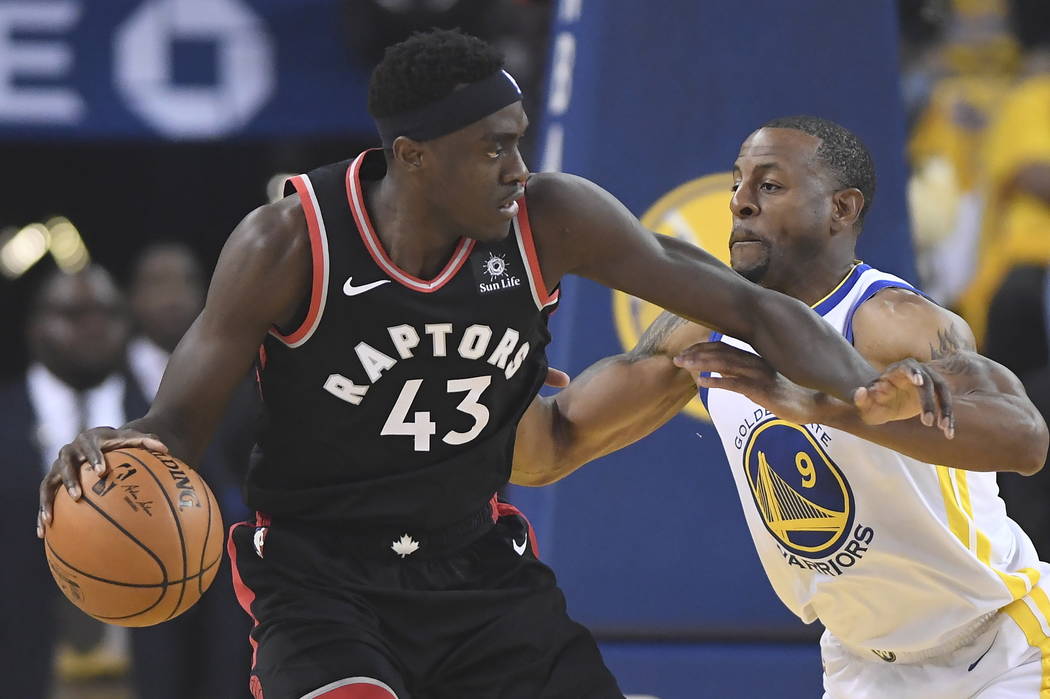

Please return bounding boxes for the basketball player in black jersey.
[39,30,952,699]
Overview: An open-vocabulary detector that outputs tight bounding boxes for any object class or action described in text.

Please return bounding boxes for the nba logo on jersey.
[471,248,523,295]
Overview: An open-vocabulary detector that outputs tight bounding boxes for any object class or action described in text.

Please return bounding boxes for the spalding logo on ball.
[43,448,224,627]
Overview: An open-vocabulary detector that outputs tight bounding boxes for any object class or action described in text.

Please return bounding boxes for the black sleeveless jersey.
[244,151,559,528]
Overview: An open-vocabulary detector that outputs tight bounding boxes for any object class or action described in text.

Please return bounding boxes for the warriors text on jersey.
[702,263,1045,653]
[245,150,559,528]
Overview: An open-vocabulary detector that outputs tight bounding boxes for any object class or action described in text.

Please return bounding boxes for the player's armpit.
[512,312,705,486]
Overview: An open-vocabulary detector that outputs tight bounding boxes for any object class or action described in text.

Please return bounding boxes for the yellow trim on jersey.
[937,466,971,547]
[808,261,862,309]
[939,466,1040,599]
[1003,594,1050,695]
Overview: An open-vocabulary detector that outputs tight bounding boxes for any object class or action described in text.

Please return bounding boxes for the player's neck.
[367,177,464,279]
[769,256,857,308]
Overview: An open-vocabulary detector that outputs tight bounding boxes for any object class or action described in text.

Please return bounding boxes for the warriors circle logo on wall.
[611,172,734,422]
[743,420,855,558]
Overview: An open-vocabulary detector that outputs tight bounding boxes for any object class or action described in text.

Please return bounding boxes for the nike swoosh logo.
[968,632,998,671]
[343,277,391,296]
[513,533,528,556]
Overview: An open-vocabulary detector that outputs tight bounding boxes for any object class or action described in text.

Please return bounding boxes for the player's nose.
[502,147,528,186]
[730,184,758,218]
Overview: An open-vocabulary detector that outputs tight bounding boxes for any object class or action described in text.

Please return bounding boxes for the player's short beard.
[734,259,769,284]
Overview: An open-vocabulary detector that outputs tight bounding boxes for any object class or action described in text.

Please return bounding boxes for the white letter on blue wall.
[115,0,275,139]
[0,1,84,124]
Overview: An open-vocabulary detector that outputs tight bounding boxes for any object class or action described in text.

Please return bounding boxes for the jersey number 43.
[381,376,492,451]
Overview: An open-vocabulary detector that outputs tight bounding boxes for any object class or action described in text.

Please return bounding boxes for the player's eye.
[760,182,781,192]
[730,182,741,192]
[487,148,504,159]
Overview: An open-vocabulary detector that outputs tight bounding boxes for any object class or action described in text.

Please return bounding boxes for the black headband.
[374,69,523,148]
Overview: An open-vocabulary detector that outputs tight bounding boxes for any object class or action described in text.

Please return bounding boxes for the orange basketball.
[44,448,224,627]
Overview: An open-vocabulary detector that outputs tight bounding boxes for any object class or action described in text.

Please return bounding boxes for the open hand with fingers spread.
[673,341,829,426]
[37,426,168,538]
[853,358,955,437]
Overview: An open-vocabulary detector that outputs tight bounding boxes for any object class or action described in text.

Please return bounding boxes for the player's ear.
[831,188,864,234]
[391,137,425,170]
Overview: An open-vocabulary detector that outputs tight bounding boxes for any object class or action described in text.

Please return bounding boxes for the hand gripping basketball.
[38,426,169,538]
[42,448,224,627]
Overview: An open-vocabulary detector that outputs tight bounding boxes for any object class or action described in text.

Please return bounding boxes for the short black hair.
[761,115,877,227]
[368,28,504,118]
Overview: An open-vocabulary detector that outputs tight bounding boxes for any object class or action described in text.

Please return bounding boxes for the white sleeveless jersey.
[703,263,1043,653]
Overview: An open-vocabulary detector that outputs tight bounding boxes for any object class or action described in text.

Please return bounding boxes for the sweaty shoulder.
[232,194,310,263]
[851,287,975,368]
[208,194,312,329]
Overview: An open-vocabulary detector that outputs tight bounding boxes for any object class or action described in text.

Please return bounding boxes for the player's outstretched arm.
[513,312,704,485]
[524,173,943,420]
[678,290,1048,474]
[39,197,312,534]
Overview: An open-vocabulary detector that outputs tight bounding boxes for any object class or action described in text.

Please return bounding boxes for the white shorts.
[821,595,1050,698]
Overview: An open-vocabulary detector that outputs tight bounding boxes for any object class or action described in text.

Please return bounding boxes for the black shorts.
[227,501,622,699]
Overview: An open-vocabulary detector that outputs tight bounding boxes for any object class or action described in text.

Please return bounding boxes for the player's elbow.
[1015,416,1049,476]
[509,468,558,487]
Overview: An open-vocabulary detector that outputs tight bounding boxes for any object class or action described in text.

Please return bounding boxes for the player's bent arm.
[829,289,1049,474]
[524,173,883,404]
[512,312,703,486]
[127,198,312,465]
[39,197,312,530]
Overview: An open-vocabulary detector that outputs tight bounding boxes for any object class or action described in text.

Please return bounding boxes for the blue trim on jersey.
[698,331,724,410]
[812,263,870,317]
[843,279,928,344]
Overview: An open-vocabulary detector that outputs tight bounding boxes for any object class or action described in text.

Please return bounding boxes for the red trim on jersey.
[496,501,540,559]
[310,683,398,699]
[227,521,262,670]
[344,151,475,293]
[515,197,559,306]
[272,175,326,344]
[257,345,267,369]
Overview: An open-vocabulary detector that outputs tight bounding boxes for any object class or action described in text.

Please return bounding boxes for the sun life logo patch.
[471,249,522,295]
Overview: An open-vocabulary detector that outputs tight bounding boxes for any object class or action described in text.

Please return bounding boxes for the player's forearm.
[814,392,1048,474]
[511,354,695,485]
[747,289,878,402]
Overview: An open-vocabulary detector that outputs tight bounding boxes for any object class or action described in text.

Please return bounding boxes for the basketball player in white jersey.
[513,116,1050,698]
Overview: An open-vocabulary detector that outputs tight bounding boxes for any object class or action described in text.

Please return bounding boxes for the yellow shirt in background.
[960,75,1050,343]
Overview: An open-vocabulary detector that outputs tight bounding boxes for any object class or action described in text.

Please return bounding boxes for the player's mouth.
[497,188,525,218]
[730,240,766,250]
[729,228,766,249]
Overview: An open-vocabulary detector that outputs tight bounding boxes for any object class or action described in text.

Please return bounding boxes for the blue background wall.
[508,2,914,697]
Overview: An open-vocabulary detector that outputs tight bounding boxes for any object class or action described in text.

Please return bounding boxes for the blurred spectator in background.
[958,0,1050,344]
[125,243,255,699]
[903,0,1019,307]
[126,243,206,398]
[975,0,1050,558]
[1,265,139,698]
